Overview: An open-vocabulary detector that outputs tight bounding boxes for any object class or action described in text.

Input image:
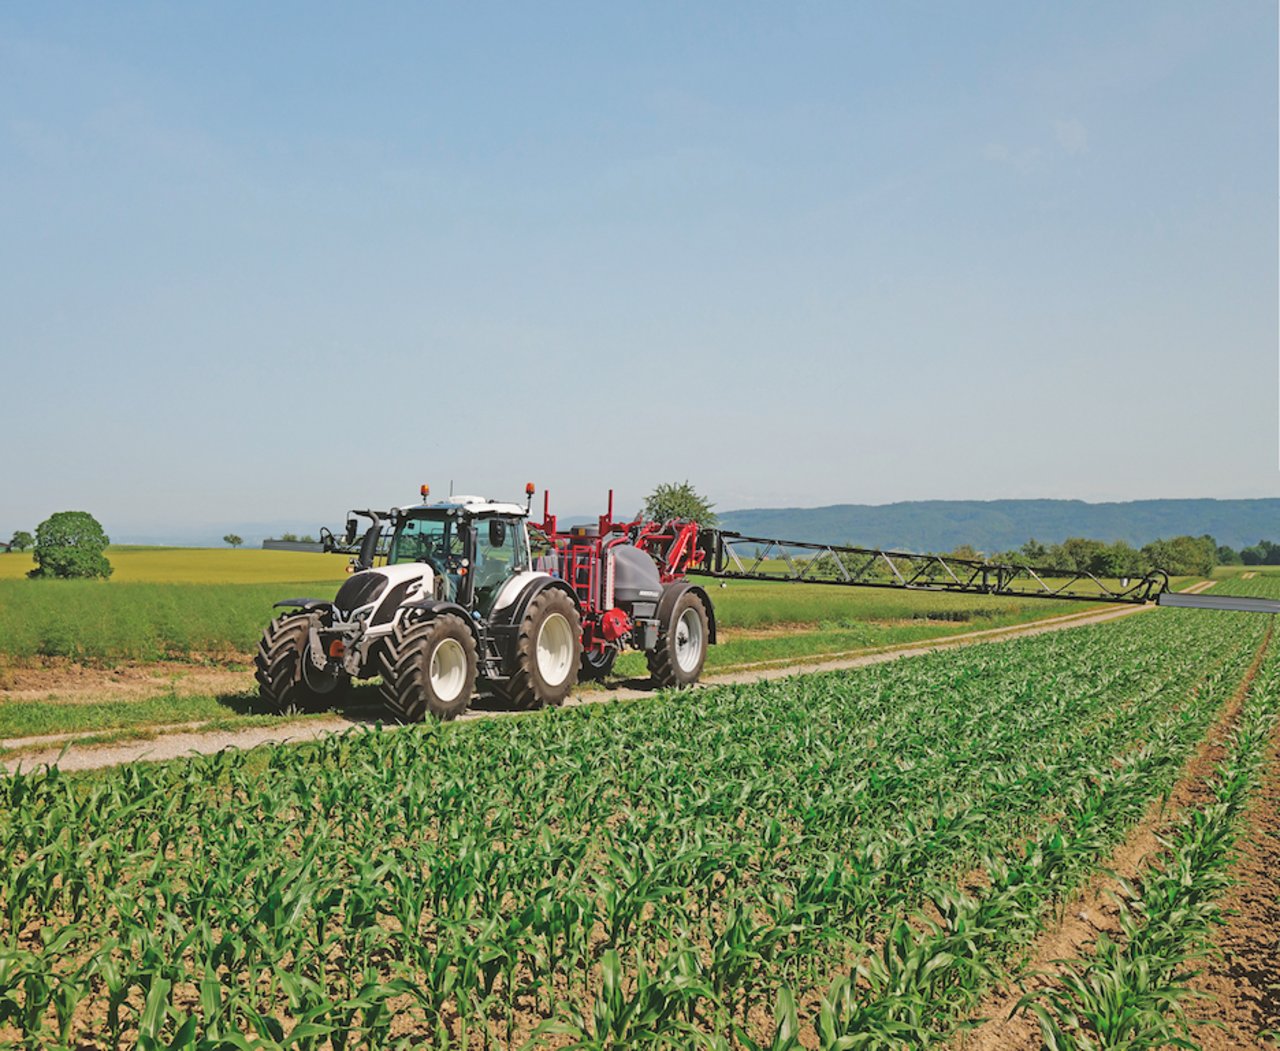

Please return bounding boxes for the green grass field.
[690,576,1094,627]
[0,688,310,742]
[0,570,1100,663]
[0,546,349,661]
[0,580,338,661]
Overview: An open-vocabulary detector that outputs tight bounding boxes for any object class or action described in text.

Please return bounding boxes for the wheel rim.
[429,638,468,703]
[674,607,704,674]
[301,647,340,694]
[536,612,575,686]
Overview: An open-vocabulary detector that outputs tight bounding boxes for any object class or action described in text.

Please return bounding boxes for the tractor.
[254,484,717,720]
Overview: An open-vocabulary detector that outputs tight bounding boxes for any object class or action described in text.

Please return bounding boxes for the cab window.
[473,517,529,611]
[388,516,459,566]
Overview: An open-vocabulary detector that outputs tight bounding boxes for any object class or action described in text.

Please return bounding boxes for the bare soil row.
[959,623,1277,1049]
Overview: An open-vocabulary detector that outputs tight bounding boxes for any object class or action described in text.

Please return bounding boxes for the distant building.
[262,539,326,553]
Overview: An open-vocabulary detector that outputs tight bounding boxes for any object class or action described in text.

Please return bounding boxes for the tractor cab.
[387,496,532,612]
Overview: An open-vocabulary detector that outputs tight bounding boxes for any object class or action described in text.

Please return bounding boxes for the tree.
[642,481,718,525]
[28,511,112,579]
[1179,534,1219,576]
[1141,534,1217,577]
[9,530,33,553]
[1058,537,1108,574]
[1020,538,1048,563]
[1097,541,1144,578]
[223,534,244,548]
[1216,544,1242,566]
[1042,543,1069,570]
[1240,540,1280,565]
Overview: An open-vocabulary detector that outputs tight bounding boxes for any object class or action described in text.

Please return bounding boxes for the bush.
[642,481,718,525]
[29,511,113,580]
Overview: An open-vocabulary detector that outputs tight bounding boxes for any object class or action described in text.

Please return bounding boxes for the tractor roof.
[406,495,527,517]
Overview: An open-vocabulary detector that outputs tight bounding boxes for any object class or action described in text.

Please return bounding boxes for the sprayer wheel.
[646,590,709,688]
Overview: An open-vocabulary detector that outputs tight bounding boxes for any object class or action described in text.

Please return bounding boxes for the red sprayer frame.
[531,489,707,654]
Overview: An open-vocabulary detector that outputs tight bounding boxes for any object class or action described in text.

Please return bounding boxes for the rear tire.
[647,591,709,688]
[501,588,582,710]
[380,613,478,722]
[579,647,618,682]
[255,612,347,712]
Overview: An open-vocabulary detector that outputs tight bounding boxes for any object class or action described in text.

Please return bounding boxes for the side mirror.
[488,520,507,548]
[344,517,358,546]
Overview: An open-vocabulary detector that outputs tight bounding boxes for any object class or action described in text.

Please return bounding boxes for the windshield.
[387,514,463,566]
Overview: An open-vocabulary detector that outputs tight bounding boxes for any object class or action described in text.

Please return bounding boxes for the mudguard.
[487,578,580,678]
[498,577,580,629]
[273,599,334,614]
[655,582,717,644]
[399,599,480,637]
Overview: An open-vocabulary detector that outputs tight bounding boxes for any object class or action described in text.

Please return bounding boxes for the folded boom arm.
[696,530,1168,605]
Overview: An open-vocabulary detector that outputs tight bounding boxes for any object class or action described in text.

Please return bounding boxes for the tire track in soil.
[955,621,1273,1051]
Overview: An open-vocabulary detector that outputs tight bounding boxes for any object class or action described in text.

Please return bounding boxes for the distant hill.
[718,499,1280,554]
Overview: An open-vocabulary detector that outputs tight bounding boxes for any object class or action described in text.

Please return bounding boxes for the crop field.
[0,548,354,584]
[2,575,1276,1048]
[0,548,349,663]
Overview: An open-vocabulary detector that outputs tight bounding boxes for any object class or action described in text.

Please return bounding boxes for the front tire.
[380,613,478,722]
[255,612,347,712]
[647,591,709,688]
[502,588,582,710]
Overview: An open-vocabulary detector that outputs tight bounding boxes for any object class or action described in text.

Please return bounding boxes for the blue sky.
[2,3,1276,540]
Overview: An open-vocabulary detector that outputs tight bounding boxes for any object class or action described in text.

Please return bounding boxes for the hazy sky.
[2,3,1276,539]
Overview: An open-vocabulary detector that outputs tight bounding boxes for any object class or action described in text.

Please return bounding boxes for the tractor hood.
[333,563,431,623]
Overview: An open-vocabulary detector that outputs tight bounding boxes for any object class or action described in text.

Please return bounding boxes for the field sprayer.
[256,483,1280,720]
[256,485,718,720]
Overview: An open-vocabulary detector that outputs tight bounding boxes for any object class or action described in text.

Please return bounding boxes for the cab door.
[472,516,531,613]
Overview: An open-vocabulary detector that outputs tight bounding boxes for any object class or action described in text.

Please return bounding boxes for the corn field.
[1,584,1276,1049]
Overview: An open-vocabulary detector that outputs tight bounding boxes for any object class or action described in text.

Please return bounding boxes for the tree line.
[1219,539,1280,566]
[955,534,1249,578]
